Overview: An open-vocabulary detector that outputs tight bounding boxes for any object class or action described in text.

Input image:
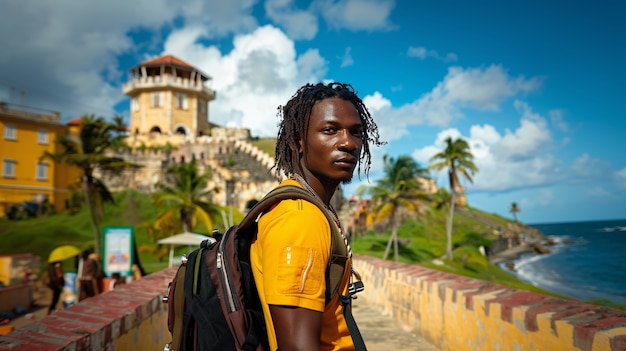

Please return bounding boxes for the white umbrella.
[158,232,216,267]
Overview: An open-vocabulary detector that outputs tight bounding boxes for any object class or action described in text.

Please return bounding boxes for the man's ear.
[296,134,303,154]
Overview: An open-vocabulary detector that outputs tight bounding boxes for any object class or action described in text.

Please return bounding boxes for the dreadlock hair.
[274,82,385,179]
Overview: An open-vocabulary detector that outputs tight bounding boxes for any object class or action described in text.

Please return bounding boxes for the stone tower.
[122,55,216,138]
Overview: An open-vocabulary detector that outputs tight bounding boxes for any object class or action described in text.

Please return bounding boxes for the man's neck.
[293,173,337,206]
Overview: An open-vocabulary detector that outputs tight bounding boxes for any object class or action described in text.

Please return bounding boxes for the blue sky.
[1,0,624,224]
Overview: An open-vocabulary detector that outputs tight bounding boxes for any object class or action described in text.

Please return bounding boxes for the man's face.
[299,97,363,185]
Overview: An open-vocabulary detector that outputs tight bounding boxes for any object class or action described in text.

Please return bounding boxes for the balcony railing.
[122,76,216,99]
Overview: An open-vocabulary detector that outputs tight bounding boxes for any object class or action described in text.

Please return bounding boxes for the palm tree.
[42,114,131,254]
[358,154,429,261]
[429,136,478,260]
[153,160,221,234]
[510,202,521,222]
[429,188,452,241]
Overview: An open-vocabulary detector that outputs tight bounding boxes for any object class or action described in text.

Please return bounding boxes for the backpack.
[163,185,356,351]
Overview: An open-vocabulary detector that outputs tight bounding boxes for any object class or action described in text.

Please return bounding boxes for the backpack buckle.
[348,268,364,296]
[163,282,171,303]
[348,280,364,295]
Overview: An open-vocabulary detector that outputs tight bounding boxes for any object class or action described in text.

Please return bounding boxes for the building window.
[132,97,140,111]
[38,129,49,144]
[36,162,49,180]
[4,124,17,140]
[199,100,206,114]
[176,93,188,110]
[2,159,16,178]
[150,92,162,108]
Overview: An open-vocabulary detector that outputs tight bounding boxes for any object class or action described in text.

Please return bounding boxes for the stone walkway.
[6,285,439,350]
[352,298,439,351]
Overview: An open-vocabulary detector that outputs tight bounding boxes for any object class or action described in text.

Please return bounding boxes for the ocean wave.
[525,220,626,306]
[546,235,586,246]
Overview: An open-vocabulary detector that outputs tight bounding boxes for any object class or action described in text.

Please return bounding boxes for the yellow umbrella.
[48,245,81,263]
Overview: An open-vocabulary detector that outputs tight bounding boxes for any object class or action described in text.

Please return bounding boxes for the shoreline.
[488,242,537,265]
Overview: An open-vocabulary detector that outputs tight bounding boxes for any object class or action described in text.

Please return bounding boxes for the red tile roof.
[66,117,82,126]
[139,54,194,69]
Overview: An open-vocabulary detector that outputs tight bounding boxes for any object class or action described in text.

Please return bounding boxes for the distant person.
[47,261,64,315]
[131,239,146,280]
[79,252,102,301]
[109,273,126,290]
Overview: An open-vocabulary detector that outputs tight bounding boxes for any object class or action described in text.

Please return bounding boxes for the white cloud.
[362,92,407,141]
[318,0,396,31]
[442,66,541,111]
[412,102,566,192]
[265,0,319,40]
[407,46,458,62]
[409,96,624,196]
[178,0,259,37]
[585,186,611,198]
[412,128,462,164]
[265,0,396,39]
[494,100,552,161]
[549,109,568,132]
[467,104,562,191]
[363,91,391,111]
[297,49,329,82]
[570,153,614,182]
[341,47,355,67]
[371,65,543,142]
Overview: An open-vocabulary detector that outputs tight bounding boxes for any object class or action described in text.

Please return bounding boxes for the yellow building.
[0,102,77,217]
[123,54,216,139]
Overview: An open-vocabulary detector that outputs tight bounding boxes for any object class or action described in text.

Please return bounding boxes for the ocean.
[501,219,626,306]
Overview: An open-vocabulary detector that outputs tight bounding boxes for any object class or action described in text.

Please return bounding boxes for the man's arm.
[269,305,323,351]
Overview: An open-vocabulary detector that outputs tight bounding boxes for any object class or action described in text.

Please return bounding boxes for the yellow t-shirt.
[250,179,354,351]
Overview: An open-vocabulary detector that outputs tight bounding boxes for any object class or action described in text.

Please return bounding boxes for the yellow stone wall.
[353,255,626,351]
[3,263,625,350]
[114,303,169,351]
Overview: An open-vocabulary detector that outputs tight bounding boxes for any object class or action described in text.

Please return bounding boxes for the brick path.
[352,298,439,351]
[6,285,439,350]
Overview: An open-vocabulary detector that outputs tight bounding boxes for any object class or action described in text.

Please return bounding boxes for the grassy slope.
[0,190,247,275]
[1,191,161,273]
[251,138,276,158]
[350,206,547,293]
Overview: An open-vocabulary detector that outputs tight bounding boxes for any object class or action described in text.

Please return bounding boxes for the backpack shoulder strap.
[170,262,187,351]
[239,185,348,304]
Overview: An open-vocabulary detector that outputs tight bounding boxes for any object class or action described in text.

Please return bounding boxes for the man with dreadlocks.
[251,82,383,351]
